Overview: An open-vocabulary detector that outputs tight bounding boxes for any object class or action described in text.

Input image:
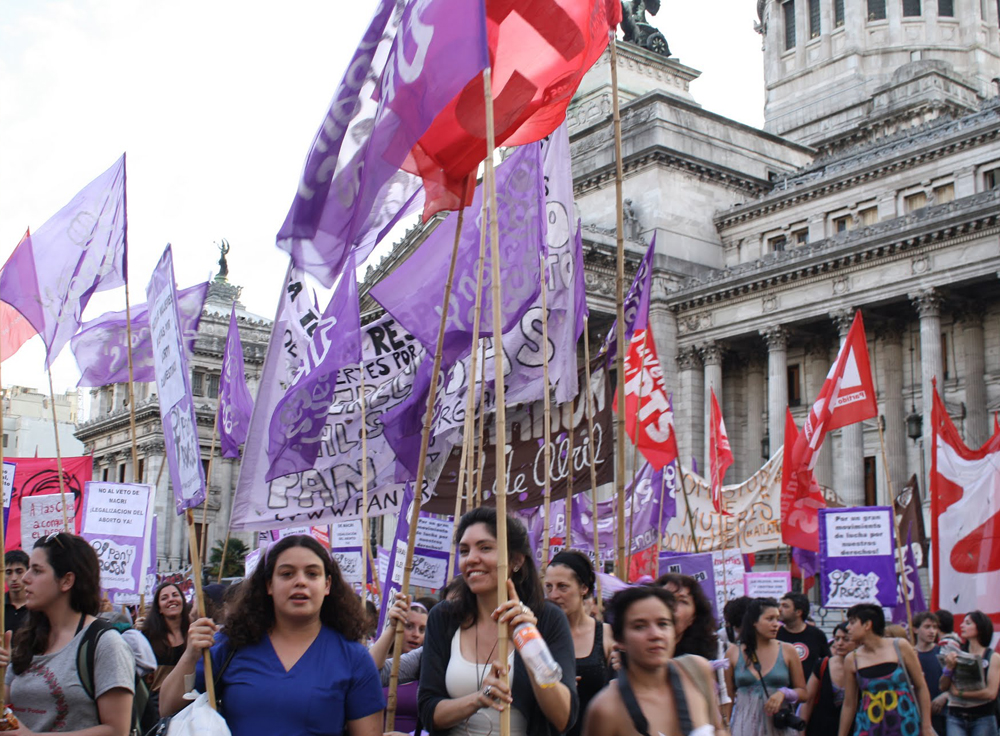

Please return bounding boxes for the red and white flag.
[709,389,733,515]
[931,382,1000,628]
[613,329,679,471]
[781,310,877,550]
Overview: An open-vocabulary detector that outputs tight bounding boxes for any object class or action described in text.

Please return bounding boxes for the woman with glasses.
[418,506,577,736]
[0,532,136,735]
[158,534,385,736]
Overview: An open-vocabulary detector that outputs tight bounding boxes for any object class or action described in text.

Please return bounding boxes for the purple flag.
[892,527,927,624]
[219,304,254,459]
[371,142,546,366]
[277,0,489,288]
[792,546,819,578]
[573,221,588,338]
[266,256,362,481]
[599,235,656,363]
[146,246,206,514]
[0,155,128,366]
[70,282,208,387]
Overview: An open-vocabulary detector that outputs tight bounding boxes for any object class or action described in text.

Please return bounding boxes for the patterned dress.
[852,641,921,736]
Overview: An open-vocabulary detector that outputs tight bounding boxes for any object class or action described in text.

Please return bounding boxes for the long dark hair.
[740,597,779,664]
[225,535,365,648]
[12,533,101,674]
[656,572,718,659]
[142,582,193,662]
[449,507,544,626]
[962,610,994,649]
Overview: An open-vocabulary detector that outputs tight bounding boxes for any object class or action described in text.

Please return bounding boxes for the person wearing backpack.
[582,585,727,736]
[0,532,135,735]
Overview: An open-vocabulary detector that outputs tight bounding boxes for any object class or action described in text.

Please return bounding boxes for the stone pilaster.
[701,342,724,473]
[958,309,989,448]
[831,308,866,507]
[910,288,943,498]
[878,321,908,501]
[761,326,788,461]
[676,347,704,473]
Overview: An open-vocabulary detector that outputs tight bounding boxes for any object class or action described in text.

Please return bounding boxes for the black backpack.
[76,619,155,736]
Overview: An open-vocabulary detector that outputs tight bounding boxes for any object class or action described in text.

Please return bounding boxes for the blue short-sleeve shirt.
[195,628,385,736]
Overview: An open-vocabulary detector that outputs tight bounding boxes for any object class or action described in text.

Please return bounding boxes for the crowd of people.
[0,519,995,736]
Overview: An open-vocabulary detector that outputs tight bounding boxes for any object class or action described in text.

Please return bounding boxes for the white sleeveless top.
[445,628,528,736]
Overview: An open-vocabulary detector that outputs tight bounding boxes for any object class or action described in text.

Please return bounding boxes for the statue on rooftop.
[217,239,230,280]
[620,0,670,57]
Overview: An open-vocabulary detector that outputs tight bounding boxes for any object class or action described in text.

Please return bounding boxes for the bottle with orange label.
[512,622,562,686]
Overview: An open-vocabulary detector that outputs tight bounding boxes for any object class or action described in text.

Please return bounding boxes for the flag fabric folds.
[0,155,128,366]
[219,304,255,459]
[276,0,489,288]
[70,283,209,387]
[408,0,622,217]
[600,235,656,363]
[615,330,678,471]
[0,230,38,362]
[930,381,1000,624]
[781,310,877,551]
[709,388,733,515]
[266,256,362,482]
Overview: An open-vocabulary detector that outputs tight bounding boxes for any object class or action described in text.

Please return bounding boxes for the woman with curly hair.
[139,582,191,703]
[0,533,135,734]
[158,534,384,736]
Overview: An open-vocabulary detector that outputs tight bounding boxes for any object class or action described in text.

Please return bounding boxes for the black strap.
[78,619,115,700]
[616,663,695,736]
[668,663,695,735]
[75,613,87,635]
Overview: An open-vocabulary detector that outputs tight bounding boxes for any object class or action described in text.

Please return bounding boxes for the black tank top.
[569,621,610,736]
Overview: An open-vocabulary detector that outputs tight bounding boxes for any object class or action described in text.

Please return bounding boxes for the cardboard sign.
[81,482,155,595]
[744,571,792,598]
[21,493,76,550]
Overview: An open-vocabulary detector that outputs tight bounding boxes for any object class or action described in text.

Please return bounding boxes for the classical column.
[804,338,833,491]
[761,326,788,461]
[879,322,908,501]
[832,308,866,507]
[910,289,943,497]
[676,347,704,473]
[701,342,724,474]
[649,275,678,394]
[959,309,989,448]
[745,352,766,478]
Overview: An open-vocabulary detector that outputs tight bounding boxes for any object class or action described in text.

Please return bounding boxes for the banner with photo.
[819,506,897,608]
[80,482,156,595]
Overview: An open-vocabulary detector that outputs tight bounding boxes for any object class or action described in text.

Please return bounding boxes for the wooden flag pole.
[565,407,575,549]
[359,370,370,604]
[609,34,628,581]
[678,466,700,554]
[46,368,70,531]
[216,533,231,585]
[877,416,913,633]
[385,179,470,732]
[653,470,667,578]
[124,282,141,481]
[540,254,555,571]
[471,189,490,511]
[582,318,603,603]
[625,329,651,576]
[482,67,513,736]
[185,508,216,709]
[200,407,220,565]
[473,348,488,509]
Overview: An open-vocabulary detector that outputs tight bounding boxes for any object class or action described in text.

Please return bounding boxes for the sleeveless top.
[444,628,527,736]
[805,657,845,736]
[734,645,791,694]
[568,621,609,736]
[851,640,920,736]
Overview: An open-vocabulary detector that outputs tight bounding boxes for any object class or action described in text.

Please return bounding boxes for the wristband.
[942,667,954,678]
[709,658,731,672]
[778,687,799,704]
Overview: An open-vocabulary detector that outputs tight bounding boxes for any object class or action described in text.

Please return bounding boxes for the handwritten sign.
[81,482,155,595]
[744,571,792,598]
[330,520,367,587]
[21,493,75,550]
[3,462,14,533]
[820,507,896,607]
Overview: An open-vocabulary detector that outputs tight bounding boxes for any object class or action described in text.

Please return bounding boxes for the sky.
[0,0,766,400]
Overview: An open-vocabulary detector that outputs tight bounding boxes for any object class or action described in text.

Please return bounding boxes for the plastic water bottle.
[513,623,562,687]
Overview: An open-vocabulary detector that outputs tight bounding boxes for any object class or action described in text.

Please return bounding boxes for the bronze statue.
[620,0,670,57]
[217,239,230,279]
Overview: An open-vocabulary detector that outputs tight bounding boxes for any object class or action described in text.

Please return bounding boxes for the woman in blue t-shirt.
[159,535,384,736]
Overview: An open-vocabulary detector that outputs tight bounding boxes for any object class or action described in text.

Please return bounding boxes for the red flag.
[780,410,827,551]
[613,329,679,470]
[407,0,622,218]
[822,311,877,432]
[0,230,38,362]
[930,381,1000,628]
[709,389,733,515]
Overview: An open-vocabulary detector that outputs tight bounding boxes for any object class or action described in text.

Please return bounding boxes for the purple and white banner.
[330,520,373,590]
[819,506,897,608]
[80,482,155,596]
[219,304,254,458]
[659,551,718,617]
[892,527,926,624]
[146,246,206,513]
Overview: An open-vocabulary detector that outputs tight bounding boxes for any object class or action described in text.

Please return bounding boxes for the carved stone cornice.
[700,342,725,367]
[830,308,857,337]
[761,325,787,351]
[804,336,832,357]
[874,320,906,344]
[954,304,985,328]
[676,346,702,371]
[909,288,942,319]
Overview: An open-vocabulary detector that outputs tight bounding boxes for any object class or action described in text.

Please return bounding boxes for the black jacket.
[418,599,578,736]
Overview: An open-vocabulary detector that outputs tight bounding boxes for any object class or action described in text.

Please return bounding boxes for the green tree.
[208,538,249,580]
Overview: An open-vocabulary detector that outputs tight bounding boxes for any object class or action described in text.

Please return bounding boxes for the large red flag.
[614,329,679,470]
[407,0,622,218]
[930,381,1000,628]
[0,231,38,362]
[709,388,733,515]
[781,310,877,550]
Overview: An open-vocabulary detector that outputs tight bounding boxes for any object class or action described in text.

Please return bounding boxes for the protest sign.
[21,493,76,550]
[744,572,792,598]
[658,551,718,618]
[330,520,366,588]
[5,456,90,550]
[819,507,897,608]
[80,482,155,595]
[713,549,746,618]
[244,548,262,578]
[662,451,782,554]
[3,462,14,532]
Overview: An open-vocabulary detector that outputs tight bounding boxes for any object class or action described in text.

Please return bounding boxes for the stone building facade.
[74,276,270,570]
